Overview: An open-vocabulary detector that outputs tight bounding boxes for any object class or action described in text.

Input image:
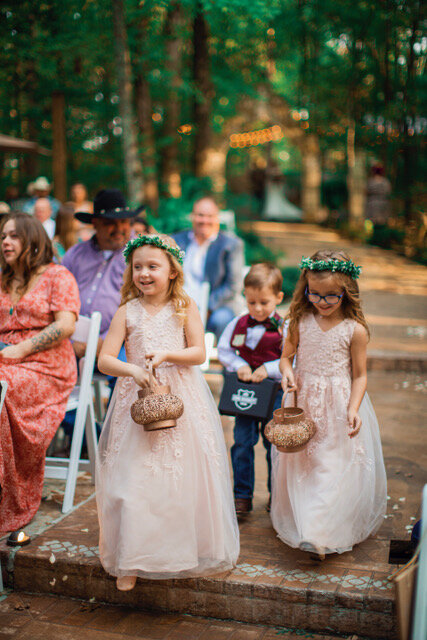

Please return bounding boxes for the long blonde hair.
[120,234,190,320]
[287,249,370,340]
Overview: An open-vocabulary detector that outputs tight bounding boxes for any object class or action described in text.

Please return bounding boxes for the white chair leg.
[85,402,98,481]
[93,379,104,422]
[61,402,88,514]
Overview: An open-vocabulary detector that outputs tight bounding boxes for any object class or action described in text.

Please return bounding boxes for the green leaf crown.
[298,256,362,279]
[123,235,185,265]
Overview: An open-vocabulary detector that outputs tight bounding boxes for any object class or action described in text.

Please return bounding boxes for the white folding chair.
[201,332,217,372]
[219,209,236,231]
[197,282,217,372]
[412,484,427,639]
[199,281,210,328]
[45,312,101,514]
[93,371,110,422]
[0,380,7,591]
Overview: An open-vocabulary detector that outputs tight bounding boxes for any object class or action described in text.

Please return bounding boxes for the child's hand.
[281,370,297,393]
[146,350,169,368]
[251,365,268,383]
[130,365,150,388]
[348,408,362,438]
[237,364,252,382]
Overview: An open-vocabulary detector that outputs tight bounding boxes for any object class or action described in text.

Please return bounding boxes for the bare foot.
[116,575,137,591]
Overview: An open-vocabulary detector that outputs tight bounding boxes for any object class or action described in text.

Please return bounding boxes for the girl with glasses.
[270,249,387,559]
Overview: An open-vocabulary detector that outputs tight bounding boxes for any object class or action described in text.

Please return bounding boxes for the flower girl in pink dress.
[96,234,239,591]
[271,249,387,557]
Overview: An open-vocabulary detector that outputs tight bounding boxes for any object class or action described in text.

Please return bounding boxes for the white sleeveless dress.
[96,299,239,579]
[271,314,387,554]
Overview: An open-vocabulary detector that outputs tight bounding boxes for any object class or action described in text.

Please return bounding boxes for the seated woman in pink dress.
[0,213,80,538]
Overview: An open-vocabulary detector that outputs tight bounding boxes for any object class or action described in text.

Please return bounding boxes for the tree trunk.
[160,2,182,198]
[301,135,321,222]
[51,92,67,203]
[20,57,39,179]
[135,74,159,211]
[347,122,366,228]
[112,0,144,205]
[203,141,228,197]
[402,6,419,223]
[192,3,212,178]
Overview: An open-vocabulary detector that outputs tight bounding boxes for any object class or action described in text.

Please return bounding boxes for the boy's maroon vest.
[230,312,282,371]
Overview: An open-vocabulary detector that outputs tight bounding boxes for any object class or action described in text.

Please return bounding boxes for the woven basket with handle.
[265,390,316,453]
[130,362,184,431]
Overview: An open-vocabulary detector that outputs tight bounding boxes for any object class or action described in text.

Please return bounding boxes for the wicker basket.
[265,391,316,453]
[130,362,184,431]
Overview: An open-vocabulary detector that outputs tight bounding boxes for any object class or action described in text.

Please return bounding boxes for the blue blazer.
[173,230,245,314]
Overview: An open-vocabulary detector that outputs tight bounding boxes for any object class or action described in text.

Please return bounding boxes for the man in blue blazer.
[174,196,245,339]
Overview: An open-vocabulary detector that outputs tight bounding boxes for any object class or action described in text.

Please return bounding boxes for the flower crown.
[123,235,185,265]
[299,256,362,279]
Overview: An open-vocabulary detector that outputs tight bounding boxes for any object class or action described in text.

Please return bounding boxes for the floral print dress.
[0,264,80,534]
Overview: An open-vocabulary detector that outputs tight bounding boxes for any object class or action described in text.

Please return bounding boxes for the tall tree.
[112,0,144,204]
[51,91,67,202]
[192,2,212,178]
[160,1,183,198]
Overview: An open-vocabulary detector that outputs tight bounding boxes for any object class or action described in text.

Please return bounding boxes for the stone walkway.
[1,368,425,638]
[0,591,352,640]
[1,223,426,638]
[250,221,427,360]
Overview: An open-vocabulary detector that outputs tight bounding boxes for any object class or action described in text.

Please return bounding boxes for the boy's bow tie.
[247,317,275,330]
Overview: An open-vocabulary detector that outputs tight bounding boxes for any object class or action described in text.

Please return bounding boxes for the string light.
[177,124,192,135]
[229,125,284,148]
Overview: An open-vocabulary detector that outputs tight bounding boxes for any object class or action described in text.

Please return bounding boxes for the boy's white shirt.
[217,311,288,381]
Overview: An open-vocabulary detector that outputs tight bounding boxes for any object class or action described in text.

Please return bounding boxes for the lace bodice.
[125,299,185,367]
[296,314,356,378]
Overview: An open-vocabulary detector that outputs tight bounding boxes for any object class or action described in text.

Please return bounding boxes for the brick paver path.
[249,221,427,356]
[0,591,345,640]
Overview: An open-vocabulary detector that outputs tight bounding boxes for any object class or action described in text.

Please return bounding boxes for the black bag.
[218,372,280,420]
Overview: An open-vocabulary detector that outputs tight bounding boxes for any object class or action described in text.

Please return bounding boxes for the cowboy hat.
[75,189,138,223]
[33,176,52,192]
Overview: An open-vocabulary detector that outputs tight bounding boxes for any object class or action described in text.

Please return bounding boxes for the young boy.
[218,263,285,514]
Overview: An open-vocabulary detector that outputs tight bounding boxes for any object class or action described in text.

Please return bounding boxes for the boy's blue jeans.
[231,390,283,500]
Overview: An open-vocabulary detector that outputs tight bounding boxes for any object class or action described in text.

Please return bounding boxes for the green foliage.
[281,266,300,299]
[368,225,405,249]
[0,0,424,235]
[150,175,212,234]
[239,229,281,266]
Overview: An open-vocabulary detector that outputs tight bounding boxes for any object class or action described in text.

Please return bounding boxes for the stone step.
[0,591,378,640]
[1,496,397,639]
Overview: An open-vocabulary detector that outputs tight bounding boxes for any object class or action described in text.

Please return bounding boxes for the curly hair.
[0,212,53,295]
[120,233,190,320]
[287,249,370,341]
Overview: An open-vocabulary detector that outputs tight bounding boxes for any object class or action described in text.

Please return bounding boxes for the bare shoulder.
[187,298,199,314]
[184,298,202,323]
[352,322,368,343]
[112,304,127,324]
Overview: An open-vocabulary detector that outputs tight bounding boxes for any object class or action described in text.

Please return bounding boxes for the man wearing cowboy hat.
[62,188,138,358]
[23,176,61,216]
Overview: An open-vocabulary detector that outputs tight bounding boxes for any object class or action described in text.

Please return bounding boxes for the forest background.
[0,0,425,261]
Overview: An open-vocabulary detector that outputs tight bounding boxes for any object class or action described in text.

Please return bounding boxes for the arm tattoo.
[30,321,65,353]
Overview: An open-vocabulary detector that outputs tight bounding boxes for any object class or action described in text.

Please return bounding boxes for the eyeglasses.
[305,287,344,305]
